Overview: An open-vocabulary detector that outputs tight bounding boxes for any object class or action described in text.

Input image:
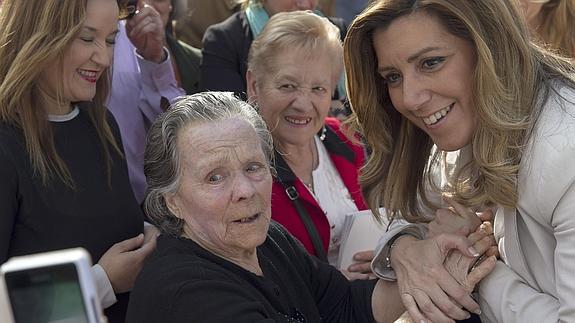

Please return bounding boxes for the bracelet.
[384,232,418,270]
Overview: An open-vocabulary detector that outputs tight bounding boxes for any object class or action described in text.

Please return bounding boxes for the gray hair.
[143,91,274,236]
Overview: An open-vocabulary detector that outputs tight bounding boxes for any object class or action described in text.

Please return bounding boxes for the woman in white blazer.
[343,0,575,322]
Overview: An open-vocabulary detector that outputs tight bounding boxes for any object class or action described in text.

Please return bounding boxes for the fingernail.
[475,309,482,315]
[468,246,479,257]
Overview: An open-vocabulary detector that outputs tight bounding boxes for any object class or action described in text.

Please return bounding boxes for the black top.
[200,11,347,100]
[126,222,377,323]
[166,33,202,95]
[0,106,144,322]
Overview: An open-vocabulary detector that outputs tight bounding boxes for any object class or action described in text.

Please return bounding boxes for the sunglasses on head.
[118,0,137,20]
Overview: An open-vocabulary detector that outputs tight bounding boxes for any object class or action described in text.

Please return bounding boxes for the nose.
[295,0,315,10]
[91,41,112,68]
[231,172,256,203]
[401,72,432,111]
[290,89,314,112]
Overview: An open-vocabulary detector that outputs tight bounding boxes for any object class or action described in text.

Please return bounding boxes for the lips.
[232,213,261,224]
[77,69,99,83]
[422,103,453,126]
[284,116,312,125]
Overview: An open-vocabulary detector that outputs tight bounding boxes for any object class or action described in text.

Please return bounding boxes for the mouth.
[284,116,312,126]
[422,103,453,126]
[77,69,99,83]
[232,213,261,224]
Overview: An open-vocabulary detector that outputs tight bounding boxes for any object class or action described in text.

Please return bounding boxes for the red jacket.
[271,118,368,257]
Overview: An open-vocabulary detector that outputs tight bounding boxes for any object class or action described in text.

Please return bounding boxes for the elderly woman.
[245,10,369,274]
[122,91,460,322]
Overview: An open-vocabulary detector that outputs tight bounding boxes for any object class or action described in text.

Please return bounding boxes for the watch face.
[5,263,89,323]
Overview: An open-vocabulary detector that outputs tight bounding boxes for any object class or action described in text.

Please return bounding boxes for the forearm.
[371,279,405,323]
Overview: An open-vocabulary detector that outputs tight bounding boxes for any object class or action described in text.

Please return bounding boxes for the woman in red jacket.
[246,10,372,279]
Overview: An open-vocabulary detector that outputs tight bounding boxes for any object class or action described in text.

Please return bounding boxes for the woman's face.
[165,118,273,256]
[263,0,318,16]
[247,49,334,147]
[373,12,478,151]
[40,0,118,109]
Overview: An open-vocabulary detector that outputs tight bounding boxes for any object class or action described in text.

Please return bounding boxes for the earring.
[319,125,327,141]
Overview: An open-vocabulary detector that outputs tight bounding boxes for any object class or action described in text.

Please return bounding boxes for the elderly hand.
[125,2,166,63]
[444,222,497,294]
[391,233,481,323]
[343,250,377,280]
[428,196,493,237]
[98,232,157,293]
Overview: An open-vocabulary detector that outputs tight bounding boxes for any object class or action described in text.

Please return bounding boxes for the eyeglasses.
[118,0,137,20]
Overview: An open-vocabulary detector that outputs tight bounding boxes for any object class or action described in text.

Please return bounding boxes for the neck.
[39,86,72,116]
[183,230,263,276]
[276,137,318,187]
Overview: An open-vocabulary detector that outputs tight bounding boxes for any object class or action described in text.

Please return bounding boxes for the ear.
[163,192,181,219]
[246,69,258,102]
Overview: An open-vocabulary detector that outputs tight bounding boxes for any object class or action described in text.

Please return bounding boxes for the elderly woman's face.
[373,12,477,151]
[165,118,273,255]
[247,48,334,147]
[263,0,318,16]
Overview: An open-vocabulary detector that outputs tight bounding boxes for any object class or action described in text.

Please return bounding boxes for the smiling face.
[263,0,318,16]
[247,48,334,148]
[164,118,273,257]
[373,12,478,151]
[39,0,118,111]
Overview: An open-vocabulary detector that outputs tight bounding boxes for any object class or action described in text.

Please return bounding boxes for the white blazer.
[478,83,575,323]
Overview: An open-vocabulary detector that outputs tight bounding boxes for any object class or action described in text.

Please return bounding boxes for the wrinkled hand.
[444,222,497,293]
[125,2,166,63]
[428,196,493,237]
[98,232,157,293]
[343,250,376,280]
[391,234,481,323]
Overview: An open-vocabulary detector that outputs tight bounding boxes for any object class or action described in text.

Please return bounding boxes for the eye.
[105,38,116,46]
[421,57,445,70]
[246,162,263,173]
[312,86,328,94]
[278,83,297,92]
[381,72,402,86]
[207,173,225,184]
[80,37,94,43]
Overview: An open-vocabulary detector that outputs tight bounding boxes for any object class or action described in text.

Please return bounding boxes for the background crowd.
[0,0,574,322]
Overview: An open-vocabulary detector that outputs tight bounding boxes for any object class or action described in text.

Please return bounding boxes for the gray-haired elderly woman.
[125,91,410,323]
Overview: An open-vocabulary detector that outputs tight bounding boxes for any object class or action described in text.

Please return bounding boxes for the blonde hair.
[248,10,343,87]
[0,0,121,186]
[344,0,575,222]
[536,0,575,57]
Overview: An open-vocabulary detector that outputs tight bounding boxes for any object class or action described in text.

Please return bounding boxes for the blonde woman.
[344,0,575,322]
[0,0,156,321]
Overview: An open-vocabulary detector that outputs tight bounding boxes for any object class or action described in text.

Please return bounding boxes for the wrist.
[386,234,418,270]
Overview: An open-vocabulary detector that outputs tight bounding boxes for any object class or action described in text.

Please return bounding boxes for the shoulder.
[324,117,365,158]
[519,82,575,215]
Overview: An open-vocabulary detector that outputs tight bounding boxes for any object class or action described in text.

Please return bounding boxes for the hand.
[98,232,157,293]
[391,234,481,323]
[444,222,497,293]
[125,2,166,63]
[428,196,492,237]
[344,250,376,280]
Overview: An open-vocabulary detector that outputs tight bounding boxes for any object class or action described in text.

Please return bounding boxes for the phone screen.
[4,263,89,323]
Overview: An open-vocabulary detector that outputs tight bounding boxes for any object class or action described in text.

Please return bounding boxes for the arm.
[125,4,184,121]
[0,145,17,264]
[478,180,575,322]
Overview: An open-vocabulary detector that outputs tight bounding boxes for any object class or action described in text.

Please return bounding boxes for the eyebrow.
[378,46,444,74]
[82,26,120,35]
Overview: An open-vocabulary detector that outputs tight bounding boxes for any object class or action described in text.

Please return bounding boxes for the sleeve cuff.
[91,264,117,309]
[371,220,427,281]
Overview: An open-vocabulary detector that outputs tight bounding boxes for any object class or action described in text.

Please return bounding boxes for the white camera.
[0,248,105,323]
